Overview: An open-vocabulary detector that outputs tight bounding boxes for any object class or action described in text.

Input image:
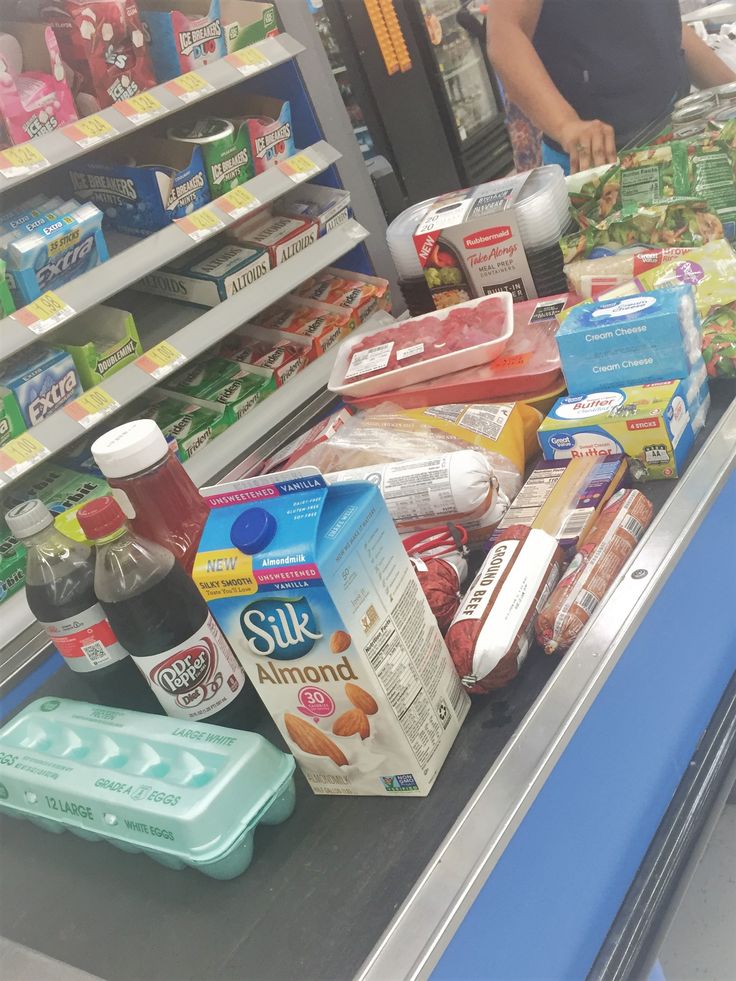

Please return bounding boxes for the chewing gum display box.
[0,259,15,317]
[275,184,351,236]
[538,380,700,480]
[164,367,275,424]
[133,242,271,306]
[0,346,82,428]
[0,529,25,604]
[219,324,313,383]
[0,198,71,256]
[256,296,354,357]
[238,95,295,173]
[413,174,538,308]
[142,0,226,82]
[6,203,109,304]
[557,286,703,391]
[228,212,318,266]
[0,23,78,145]
[492,455,628,555]
[68,137,210,237]
[0,389,26,448]
[220,0,278,51]
[56,305,143,388]
[140,389,228,460]
[194,468,470,795]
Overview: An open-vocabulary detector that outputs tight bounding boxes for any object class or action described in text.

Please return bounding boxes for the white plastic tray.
[328,293,513,398]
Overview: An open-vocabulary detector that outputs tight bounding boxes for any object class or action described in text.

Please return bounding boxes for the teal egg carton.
[0,698,296,879]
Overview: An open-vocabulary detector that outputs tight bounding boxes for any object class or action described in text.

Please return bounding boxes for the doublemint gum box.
[557,285,703,391]
[57,305,143,388]
[134,242,271,307]
[194,468,469,795]
[538,378,700,480]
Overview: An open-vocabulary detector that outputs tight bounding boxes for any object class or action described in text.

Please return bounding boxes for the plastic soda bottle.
[76,495,250,726]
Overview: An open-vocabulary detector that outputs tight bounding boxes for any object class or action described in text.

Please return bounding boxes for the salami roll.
[536,489,654,654]
[446,526,563,693]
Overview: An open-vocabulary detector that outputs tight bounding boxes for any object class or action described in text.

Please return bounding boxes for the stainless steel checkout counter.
[0,382,734,981]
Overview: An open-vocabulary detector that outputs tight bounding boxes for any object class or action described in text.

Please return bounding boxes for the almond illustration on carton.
[345,682,378,716]
[333,708,370,739]
[285,713,348,767]
[330,629,352,654]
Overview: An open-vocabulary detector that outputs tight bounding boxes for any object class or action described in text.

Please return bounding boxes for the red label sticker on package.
[10,292,76,335]
[165,71,215,102]
[41,605,129,672]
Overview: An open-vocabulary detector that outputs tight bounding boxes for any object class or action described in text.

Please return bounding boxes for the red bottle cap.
[77,496,127,541]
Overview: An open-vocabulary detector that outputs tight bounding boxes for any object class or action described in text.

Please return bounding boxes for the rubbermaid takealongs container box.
[0,698,296,879]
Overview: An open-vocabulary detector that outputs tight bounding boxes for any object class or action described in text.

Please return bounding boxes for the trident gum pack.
[194,468,469,795]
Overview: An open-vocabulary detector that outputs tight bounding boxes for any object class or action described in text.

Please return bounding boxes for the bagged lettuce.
[702,301,736,378]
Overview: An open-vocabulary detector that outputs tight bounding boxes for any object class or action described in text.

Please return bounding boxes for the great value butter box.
[538,380,699,480]
[133,241,271,306]
[195,468,469,795]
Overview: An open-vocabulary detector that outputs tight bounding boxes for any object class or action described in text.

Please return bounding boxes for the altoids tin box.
[0,697,296,879]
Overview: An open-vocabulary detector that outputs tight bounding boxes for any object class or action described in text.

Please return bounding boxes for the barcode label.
[82,641,112,667]
[622,514,644,540]
[449,672,468,714]
[559,507,595,540]
[577,589,600,616]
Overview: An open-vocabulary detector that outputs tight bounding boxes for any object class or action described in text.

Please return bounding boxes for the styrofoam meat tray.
[328,293,513,398]
[0,698,296,880]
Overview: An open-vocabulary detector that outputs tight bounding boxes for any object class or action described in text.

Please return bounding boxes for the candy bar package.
[0,23,78,145]
[133,242,271,306]
[142,0,226,82]
[0,346,82,428]
[5,202,108,303]
[68,136,210,236]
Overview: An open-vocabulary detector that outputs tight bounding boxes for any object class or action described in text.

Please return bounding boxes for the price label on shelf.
[63,115,118,148]
[219,186,260,220]
[10,292,75,335]
[0,144,49,180]
[64,388,120,430]
[165,72,214,102]
[226,46,270,76]
[278,153,321,183]
[115,91,166,126]
[175,207,225,242]
[136,341,186,381]
[0,435,50,484]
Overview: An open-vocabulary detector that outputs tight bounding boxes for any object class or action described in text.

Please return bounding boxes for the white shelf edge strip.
[0,220,369,489]
[0,34,305,192]
[1,139,341,358]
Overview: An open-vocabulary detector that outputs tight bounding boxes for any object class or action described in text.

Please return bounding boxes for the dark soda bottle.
[76,495,250,727]
[91,419,209,572]
[5,499,158,712]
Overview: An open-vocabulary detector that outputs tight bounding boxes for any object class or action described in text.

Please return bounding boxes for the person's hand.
[558,118,617,173]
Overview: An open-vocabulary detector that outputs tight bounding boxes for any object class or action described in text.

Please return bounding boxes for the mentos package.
[228,212,318,266]
[142,0,226,82]
[68,137,210,237]
[194,468,469,795]
[141,390,228,460]
[133,242,271,306]
[538,378,702,480]
[0,346,82,428]
[556,285,703,392]
[219,325,312,383]
[275,184,351,236]
[6,203,109,304]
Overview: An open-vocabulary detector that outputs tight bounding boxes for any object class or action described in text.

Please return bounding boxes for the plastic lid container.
[92,419,168,479]
[343,293,570,409]
[386,196,437,278]
[5,499,53,539]
[329,293,513,399]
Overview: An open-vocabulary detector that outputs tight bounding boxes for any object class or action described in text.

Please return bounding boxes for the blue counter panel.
[434,471,736,981]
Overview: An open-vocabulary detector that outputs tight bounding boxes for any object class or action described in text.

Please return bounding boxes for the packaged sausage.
[325,450,509,541]
[409,555,466,634]
[446,526,563,694]
[536,489,654,655]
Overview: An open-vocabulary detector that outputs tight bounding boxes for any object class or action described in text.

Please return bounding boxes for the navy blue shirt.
[533,0,690,146]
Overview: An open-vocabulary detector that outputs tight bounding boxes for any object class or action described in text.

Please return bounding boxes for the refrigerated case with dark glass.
[313,0,512,208]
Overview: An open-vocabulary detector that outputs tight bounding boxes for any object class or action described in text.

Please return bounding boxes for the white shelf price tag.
[64,388,120,430]
[136,341,187,381]
[0,435,50,483]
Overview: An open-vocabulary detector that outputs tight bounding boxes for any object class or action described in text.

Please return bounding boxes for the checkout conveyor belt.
[0,386,734,981]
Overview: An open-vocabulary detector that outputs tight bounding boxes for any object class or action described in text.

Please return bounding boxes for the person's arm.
[486,0,616,172]
[681,25,736,88]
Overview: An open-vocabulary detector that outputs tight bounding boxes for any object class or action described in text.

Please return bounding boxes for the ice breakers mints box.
[68,137,210,237]
[228,213,318,266]
[6,203,109,304]
[194,468,470,796]
[538,380,700,480]
[133,242,271,306]
[0,346,82,428]
[556,285,703,392]
[0,698,295,879]
[275,184,351,236]
[142,0,226,82]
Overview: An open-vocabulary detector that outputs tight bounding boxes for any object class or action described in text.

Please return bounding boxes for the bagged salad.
[702,301,736,378]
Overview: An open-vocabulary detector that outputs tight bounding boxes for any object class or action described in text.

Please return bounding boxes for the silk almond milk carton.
[194,469,469,795]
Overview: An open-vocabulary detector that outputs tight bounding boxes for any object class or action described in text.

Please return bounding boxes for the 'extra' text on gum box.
[194,469,470,796]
